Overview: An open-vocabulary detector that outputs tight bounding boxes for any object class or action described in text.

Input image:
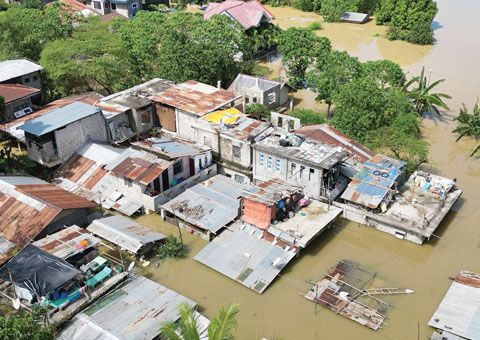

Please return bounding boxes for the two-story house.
[18,101,108,167]
[100,78,174,137]
[228,74,290,110]
[0,59,43,90]
[252,132,349,201]
[152,80,241,137]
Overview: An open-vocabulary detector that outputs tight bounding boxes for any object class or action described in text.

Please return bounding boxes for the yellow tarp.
[203,108,244,125]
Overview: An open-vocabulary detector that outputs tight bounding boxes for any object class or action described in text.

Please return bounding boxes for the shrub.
[155,235,186,260]
[246,103,270,120]
[289,109,326,124]
[291,0,313,11]
[306,22,322,30]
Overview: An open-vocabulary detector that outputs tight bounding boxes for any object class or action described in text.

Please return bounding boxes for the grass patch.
[307,22,322,31]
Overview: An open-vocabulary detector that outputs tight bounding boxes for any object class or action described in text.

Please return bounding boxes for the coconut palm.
[161,303,240,340]
[404,67,451,115]
[453,101,480,157]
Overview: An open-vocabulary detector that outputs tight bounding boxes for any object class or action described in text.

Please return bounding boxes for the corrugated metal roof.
[195,223,296,293]
[87,216,165,254]
[203,107,244,125]
[228,74,285,93]
[204,0,274,29]
[242,178,300,205]
[341,12,369,23]
[32,225,100,260]
[0,176,96,264]
[18,101,101,136]
[340,154,406,209]
[0,59,43,82]
[133,137,211,159]
[162,175,246,234]
[57,275,197,340]
[428,271,480,339]
[295,124,374,163]
[254,133,349,169]
[220,116,273,141]
[153,80,240,116]
[0,83,40,103]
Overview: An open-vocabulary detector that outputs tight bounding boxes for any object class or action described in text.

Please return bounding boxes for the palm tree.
[161,303,240,340]
[404,67,451,115]
[453,101,480,157]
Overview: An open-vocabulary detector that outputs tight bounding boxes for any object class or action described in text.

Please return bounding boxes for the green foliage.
[362,60,406,88]
[306,50,362,116]
[248,23,281,53]
[289,109,326,124]
[377,0,438,45]
[246,104,270,120]
[291,0,313,12]
[156,235,186,260]
[277,28,331,88]
[161,303,240,340]
[404,67,451,115]
[0,6,74,61]
[40,17,130,97]
[453,102,480,157]
[306,21,322,30]
[0,310,54,340]
[319,0,352,22]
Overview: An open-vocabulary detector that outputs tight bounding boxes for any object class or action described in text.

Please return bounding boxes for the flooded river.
[136,1,479,339]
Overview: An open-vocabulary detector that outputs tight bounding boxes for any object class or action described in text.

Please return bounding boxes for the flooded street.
[137,1,479,339]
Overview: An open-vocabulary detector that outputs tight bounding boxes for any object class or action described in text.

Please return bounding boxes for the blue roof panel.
[18,101,101,136]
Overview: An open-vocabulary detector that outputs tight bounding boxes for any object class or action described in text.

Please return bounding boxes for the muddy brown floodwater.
[135,1,480,339]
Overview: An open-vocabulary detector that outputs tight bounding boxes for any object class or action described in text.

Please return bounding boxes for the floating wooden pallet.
[362,287,415,296]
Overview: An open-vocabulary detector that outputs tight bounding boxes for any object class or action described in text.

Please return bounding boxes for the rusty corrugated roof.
[16,184,97,210]
[153,80,239,116]
[111,157,170,185]
[0,84,40,103]
[242,178,301,205]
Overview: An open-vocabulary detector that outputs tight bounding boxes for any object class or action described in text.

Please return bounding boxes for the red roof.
[204,0,274,30]
[111,157,171,185]
[0,84,40,104]
[295,124,374,162]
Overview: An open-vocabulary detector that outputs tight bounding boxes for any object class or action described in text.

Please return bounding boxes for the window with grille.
[234,174,244,184]
[275,159,281,172]
[232,145,241,159]
[259,153,264,166]
[267,156,273,169]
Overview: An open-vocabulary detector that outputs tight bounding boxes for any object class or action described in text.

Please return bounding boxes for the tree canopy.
[0,5,74,61]
[0,311,54,340]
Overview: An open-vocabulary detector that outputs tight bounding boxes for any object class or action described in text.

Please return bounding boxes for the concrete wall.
[194,126,219,153]
[176,110,197,142]
[105,113,130,142]
[21,71,41,90]
[270,112,301,131]
[25,139,59,167]
[55,112,108,162]
[253,149,323,199]
[218,164,251,184]
[219,135,252,170]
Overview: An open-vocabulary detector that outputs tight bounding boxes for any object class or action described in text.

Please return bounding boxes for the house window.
[111,2,116,9]
[93,0,101,9]
[33,75,38,81]
[288,120,295,131]
[309,168,315,181]
[131,3,137,8]
[245,96,250,104]
[277,116,283,128]
[267,156,273,169]
[252,97,257,104]
[275,159,281,172]
[124,177,132,187]
[174,161,183,175]
[234,174,244,184]
[141,110,151,124]
[232,145,241,159]
[259,153,264,166]
[267,92,276,105]
[23,77,30,83]
[299,165,305,178]
[291,163,296,175]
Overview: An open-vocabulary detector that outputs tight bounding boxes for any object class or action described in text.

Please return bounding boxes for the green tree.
[289,109,326,124]
[453,102,480,157]
[40,17,130,96]
[0,5,74,61]
[306,50,362,118]
[377,0,438,45]
[246,103,270,120]
[320,0,352,22]
[156,235,186,260]
[277,28,331,88]
[404,67,451,115]
[0,311,54,339]
[161,303,240,340]
[362,60,405,89]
